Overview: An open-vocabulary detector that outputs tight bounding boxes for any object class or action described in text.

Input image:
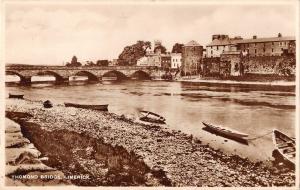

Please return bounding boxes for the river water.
[6,77,295,161]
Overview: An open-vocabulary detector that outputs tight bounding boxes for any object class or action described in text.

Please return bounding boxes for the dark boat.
[139,111,166,124]
[64,102,108,111]
[272,129,295,166]
[202,122,249,144]
[8,93,24,99]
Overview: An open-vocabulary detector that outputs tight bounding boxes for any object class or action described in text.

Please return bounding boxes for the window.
[272,48,273,52]
[272,42,274,45]
[217,46,219,50]
[255,49,257,54]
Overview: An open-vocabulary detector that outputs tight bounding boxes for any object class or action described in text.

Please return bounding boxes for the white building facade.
[171,53,182,69]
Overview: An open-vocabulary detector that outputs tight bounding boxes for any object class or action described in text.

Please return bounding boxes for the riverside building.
[181,40,203,76]
[206,33,295,58]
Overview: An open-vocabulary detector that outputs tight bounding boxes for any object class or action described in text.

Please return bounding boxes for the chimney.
[253,35,257,39]
[278,33,282,37]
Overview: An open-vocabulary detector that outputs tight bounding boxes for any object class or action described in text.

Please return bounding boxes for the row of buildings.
[137,41,182,70]
[205,33,295,58]
[136,33,295,76]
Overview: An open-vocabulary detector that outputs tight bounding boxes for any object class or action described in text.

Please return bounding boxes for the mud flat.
[5,99,295,187]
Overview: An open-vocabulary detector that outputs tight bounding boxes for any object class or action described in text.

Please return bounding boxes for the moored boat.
[139,111,166,124]
[8,93,24,99]
[202,122,249,144]
[64,102,108,111]
[272,129,295,166]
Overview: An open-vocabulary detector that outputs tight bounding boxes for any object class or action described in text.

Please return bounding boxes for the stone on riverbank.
[5,118,72,186]
[5,99,295,187]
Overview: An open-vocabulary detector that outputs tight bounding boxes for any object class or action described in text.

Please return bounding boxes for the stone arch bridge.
[6,65,160,84]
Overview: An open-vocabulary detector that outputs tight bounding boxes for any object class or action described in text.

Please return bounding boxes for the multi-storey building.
[171,53,182,69]
[161,54,171,69]
[182,40,203,75]
[206,33,295,58]
[236,33,295,57]
[206,35,242,58]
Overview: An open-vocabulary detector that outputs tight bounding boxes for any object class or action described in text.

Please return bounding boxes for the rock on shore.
[5,118,72,186]
[5,99,295,187]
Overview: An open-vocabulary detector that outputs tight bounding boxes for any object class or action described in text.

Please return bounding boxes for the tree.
[96,60,109,66]
[118,41,151,66]
[171,43,184,53]
[154,45,167,54]
[71,56,77,64]
[66,55,82,67]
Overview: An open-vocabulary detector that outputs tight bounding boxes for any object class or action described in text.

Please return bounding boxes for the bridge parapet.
[6,65,158,71]
[6,65,160,84]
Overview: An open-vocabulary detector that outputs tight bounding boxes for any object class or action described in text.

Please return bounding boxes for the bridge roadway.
[6,65,161,84]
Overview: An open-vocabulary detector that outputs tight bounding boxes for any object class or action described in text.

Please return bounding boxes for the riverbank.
[5,118,72,186]
[5,99,295,187]
[176,78,295,87]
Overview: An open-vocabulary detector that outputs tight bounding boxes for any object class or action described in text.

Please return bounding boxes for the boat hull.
[8,94,24,99]
[64,103,108,111]
[202,122,249,145]
[139,111,166,124]
[272,129,295,166]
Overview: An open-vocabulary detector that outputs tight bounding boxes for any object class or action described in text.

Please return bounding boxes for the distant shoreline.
[176,78,295,87]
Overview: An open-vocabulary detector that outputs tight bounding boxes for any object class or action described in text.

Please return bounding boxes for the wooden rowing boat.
[202,122,249,144]
[272,129,295,166]
[140,111,166,124]
[8,93,24,99]
[64,102,108,111]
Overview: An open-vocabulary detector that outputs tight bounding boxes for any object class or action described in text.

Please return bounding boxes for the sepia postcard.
[1,0,299,189]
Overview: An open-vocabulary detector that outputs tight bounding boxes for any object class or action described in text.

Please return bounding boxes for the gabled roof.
[185,40,201,46]
[207,36,295,46]
[235,36,295,44]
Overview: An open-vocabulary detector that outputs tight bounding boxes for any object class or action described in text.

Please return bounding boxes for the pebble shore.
[5,99,295,187]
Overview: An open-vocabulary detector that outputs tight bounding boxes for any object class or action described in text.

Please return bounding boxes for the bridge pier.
[20,77,31,85]
[55,77,69,84]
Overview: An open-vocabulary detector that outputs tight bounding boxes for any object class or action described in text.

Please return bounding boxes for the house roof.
[207,39,237,46]
[235,36,295,44]
[207,36,295,46]
[185,40,201,46]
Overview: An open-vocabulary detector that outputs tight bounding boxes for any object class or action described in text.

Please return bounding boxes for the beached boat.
[272,129,295,166]
[139,111,166,124]
[202,122,249,144]
[64,102,108,111]
[8,93,24,99]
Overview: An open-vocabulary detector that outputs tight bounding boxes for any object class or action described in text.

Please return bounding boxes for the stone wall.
[242,55,296,76]
[203,55,296,77]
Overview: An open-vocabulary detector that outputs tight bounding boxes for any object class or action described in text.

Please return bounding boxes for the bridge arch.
[102,70,127,80]
[131,70,151,80]
[36,70,67,82]
[73,71,99,81]
[6,71,30,84]
[6,71,24,79]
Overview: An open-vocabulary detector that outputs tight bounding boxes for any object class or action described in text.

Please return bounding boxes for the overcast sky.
[5,2,296,65]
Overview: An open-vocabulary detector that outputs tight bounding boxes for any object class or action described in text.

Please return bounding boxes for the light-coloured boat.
[272,129,295,166]
[202,122,249,144]
[140,111,166,124]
